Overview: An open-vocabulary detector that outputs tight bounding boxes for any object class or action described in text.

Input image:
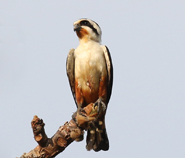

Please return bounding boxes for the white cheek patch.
[81,26,100,42]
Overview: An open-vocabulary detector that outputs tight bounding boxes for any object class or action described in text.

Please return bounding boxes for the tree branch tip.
[18,102,101,157]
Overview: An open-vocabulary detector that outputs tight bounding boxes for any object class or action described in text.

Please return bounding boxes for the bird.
[66,18,113,152]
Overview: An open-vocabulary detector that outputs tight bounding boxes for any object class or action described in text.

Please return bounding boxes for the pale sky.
[0,1,185,158]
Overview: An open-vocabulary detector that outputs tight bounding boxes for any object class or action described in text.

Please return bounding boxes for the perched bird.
[66,18,113,151]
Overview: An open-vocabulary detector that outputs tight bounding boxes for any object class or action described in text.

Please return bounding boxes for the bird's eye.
[80,20,89,26]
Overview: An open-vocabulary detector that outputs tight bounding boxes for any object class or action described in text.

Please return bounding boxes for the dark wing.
[102,45,113,104]
[66,49,77,106]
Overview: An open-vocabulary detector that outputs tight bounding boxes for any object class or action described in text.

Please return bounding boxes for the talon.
[77,107,87,117]
[80,108,86,114]
[93,98,107,115]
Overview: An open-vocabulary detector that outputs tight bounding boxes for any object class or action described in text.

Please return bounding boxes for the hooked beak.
[74,24,81,32]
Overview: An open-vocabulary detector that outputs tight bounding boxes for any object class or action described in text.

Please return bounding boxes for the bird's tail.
[86,119,109,152]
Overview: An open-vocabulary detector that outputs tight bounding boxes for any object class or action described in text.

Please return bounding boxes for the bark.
[17,103,98,158]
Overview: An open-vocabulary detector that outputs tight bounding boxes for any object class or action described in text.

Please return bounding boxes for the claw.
[93,98,106,116]
[77,107,87,117]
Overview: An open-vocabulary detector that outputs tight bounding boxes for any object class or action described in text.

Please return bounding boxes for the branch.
[17,103,98,158]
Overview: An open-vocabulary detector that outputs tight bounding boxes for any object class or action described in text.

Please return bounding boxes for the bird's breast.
[74,44,107,94]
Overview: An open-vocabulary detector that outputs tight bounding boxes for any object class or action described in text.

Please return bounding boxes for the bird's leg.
[93,98,106,119]
[77,106,86,116]
[95,75,107,119]
[72,104,86,123]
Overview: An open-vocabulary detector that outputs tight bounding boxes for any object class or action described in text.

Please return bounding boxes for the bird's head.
[73,18,102,43]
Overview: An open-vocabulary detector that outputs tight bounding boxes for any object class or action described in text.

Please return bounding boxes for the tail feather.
[93,128,109,152]
[86,120,109,151]
[86,128,96,151]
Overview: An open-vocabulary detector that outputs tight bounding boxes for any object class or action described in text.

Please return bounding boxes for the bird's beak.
[74,24,81,32]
